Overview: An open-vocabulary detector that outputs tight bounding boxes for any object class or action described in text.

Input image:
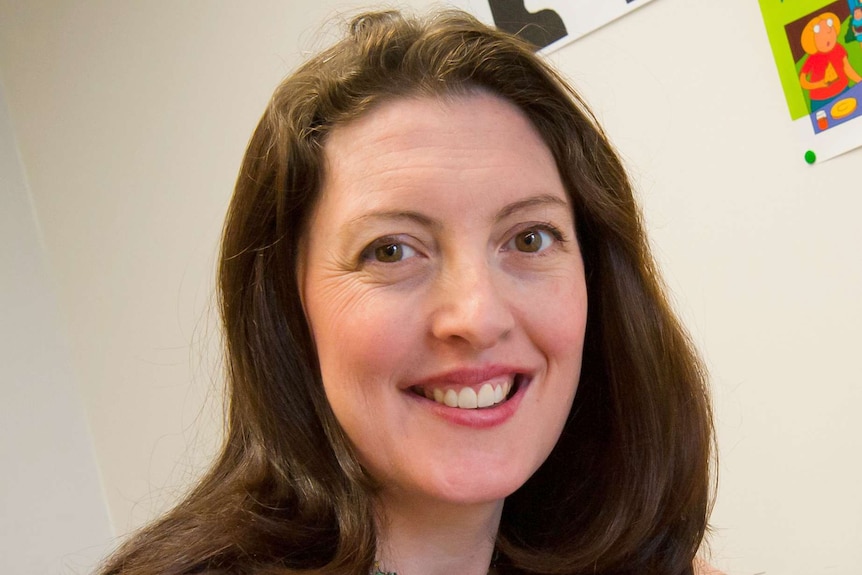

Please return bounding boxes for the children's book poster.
[451,0,657,54]
[759,0,862,163]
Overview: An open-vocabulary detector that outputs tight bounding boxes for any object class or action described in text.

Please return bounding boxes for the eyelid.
[517,222,566,241]
[359,235,421,264]
[503,222,567,253]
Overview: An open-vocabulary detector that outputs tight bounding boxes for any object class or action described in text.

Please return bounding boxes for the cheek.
[311,290,420,403]
[309,278,392,358]
[538,281,587,427]
[312,296,423,472]
[524,276,588,354]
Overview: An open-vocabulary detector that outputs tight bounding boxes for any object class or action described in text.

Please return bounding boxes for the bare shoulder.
[694,556,727,575]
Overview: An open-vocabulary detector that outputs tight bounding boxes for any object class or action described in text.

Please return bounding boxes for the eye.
[507,227,557,253]
[826,18,834,28]
[364,240,418,263]
[814,24,821,33]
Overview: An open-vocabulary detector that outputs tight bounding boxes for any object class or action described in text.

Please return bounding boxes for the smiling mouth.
[410,374,524,409]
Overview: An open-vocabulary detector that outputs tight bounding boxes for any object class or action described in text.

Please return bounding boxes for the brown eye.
[514,230,544,252]
[375,243,403,262]
[366,241,417,263]
[507,227,559,254]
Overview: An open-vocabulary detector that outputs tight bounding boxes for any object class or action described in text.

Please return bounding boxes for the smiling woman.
[301,92,588,527]
[98,8,716,575]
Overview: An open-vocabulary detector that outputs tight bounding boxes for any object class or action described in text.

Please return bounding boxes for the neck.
[374,491,503,575]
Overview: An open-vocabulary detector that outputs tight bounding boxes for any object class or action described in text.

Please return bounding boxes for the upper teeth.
[421,378,512,409]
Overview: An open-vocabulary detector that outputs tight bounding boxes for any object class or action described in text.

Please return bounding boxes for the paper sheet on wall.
[449,0,657,54]
[759,0,862,163]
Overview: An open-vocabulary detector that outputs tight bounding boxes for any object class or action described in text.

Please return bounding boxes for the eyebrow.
[343,193,570,235]
[494,194,570,220]
[343,210,442,234]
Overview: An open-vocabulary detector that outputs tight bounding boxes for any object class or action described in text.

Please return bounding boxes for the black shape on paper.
[488,0,568,50]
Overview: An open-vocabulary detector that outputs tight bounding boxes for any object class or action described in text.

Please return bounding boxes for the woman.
[99,9,715,575]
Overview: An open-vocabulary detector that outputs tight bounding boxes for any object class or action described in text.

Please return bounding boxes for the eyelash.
[360,236,419,264]
[504,223,566,255]
[359,223,567,265]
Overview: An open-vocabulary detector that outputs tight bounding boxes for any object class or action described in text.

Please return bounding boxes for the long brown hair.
[99,9,714,575]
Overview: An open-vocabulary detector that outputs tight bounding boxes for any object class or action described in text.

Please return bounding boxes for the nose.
[429,259,515,350]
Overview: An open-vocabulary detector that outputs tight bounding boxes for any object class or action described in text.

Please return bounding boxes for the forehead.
[317,91,565,216]
[326,91,549,160]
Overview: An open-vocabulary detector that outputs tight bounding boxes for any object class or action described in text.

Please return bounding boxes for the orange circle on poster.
[831,97,857,119]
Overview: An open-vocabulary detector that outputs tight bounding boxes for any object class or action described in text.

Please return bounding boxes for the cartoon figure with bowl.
[799,12,862,111]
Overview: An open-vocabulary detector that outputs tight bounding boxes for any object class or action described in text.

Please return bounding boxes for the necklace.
[371,560,496,575]
[371,562,397,575]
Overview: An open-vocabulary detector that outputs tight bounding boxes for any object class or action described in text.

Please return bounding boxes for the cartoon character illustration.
[850,0,862,42]
[799,12,862,111]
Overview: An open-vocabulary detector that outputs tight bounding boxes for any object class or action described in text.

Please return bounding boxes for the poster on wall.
[450,0,657,54]
[759,0,862,163]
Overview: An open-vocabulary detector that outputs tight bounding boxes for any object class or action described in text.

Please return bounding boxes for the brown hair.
[99,9,714,575]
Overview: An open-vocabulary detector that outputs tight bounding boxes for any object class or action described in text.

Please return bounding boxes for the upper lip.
[405,364,529,390]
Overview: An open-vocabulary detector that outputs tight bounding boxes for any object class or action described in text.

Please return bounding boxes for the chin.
[412,461,540,507]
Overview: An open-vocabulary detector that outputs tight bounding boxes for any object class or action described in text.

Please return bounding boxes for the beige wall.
[0,80,112,572]
[1,1,860,573]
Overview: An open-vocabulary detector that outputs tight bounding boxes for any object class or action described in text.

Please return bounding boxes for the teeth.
[458,387,478,408]
[420,376,517,410]
[443,389,458,408]
[477,384,495,408]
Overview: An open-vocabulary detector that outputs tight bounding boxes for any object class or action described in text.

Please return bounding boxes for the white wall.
[0,80,113,573]
[0,1,859,574]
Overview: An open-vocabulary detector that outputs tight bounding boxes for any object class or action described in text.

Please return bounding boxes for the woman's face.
[300,91,587,508]
[813,17,837,52]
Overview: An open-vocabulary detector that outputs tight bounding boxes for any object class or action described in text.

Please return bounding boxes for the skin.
[300,91,587,575]
[814,18,838,53]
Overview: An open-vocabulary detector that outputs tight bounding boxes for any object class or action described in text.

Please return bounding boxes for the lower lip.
[405,379,529,429]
